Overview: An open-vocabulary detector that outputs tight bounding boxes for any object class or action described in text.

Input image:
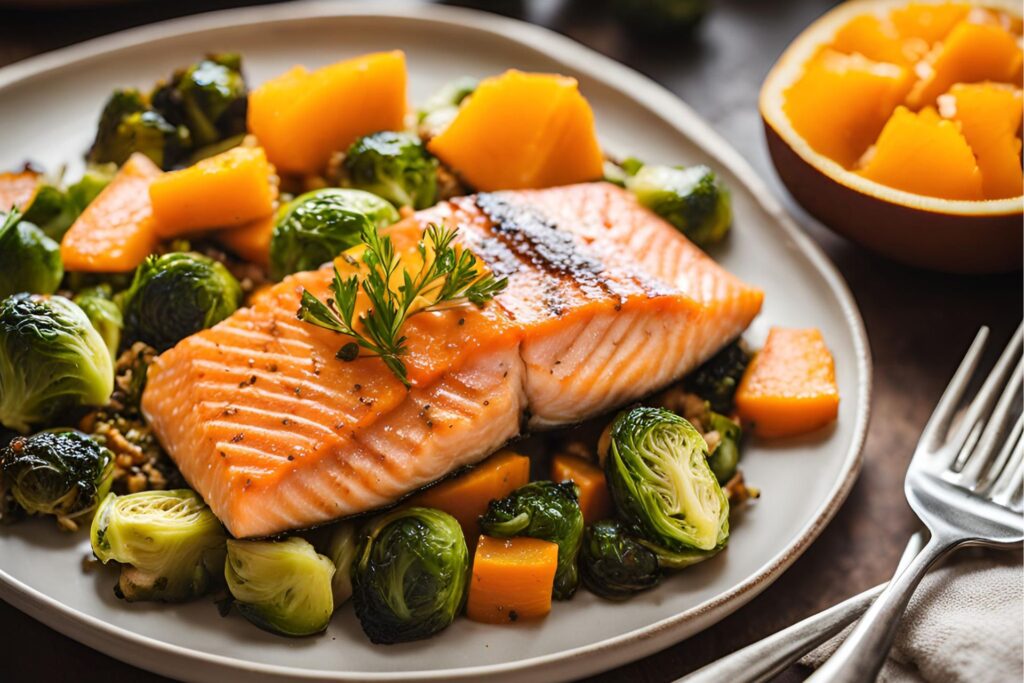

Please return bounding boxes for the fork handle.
[807,534,952,683]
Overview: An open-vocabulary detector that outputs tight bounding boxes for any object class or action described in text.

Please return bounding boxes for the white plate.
[0,2,871,681]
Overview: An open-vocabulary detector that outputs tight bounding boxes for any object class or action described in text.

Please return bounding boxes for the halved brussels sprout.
[626,163,732,248]
[580,519,661,600]
[225,536,336,637]
[326,521,357,607]
[91,489,227,602]
[73,285,123,361]
[352,507,468,644]
[706,411,741,485]
[0,209,62,299]
[87,89,191,170]
[479,481,584,600]
[417,76,477,139]
[341,131,439,210]
[605,406,729,553]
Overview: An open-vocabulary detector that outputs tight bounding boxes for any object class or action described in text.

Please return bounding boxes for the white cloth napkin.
[802,550,1024,683]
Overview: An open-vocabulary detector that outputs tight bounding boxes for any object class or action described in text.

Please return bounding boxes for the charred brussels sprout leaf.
[706,411,741,485]
[1,430,113,528]
[269,188,400,281]
[626,164,731,248]
[0,294,114,432]
[479,481,584,600]
[87,89,191,170]
[225,537,335,636]
[580,519,661,599]
[91,489,226,601]
[605,406,729,553]
[151,53,248,149]
[73,285,123,361]
[610,0,709,36]
[352,507,468,644]
[0,209,63,299]
[342,131,439,210]
[122,252,242,351]
[684,341,751,414]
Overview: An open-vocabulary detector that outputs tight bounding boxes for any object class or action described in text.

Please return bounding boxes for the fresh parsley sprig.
[297,220,507,386]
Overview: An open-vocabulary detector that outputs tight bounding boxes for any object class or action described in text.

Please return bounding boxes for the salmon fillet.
[142,182,763,537]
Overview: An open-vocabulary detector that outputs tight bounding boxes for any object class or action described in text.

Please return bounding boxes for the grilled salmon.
[141,182,763,537]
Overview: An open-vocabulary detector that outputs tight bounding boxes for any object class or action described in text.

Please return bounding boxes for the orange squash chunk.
[906,19,1023,108]
[248,51,407,175]
[858,105,983,199]
[0,170,40,213]
[61,153,161,273]
[784,50,913,167]
[938,82,1023,199]
[427,70,603,191]
[409,450,530,543]
[149,146,276,237]
[890,2,970,44]
[831,14,921,66]
[551,454,612,525]
[216,212,275,266]
[466,535,558,624]
[736,327,839,439]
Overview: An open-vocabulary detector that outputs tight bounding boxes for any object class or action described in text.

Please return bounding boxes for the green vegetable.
[269,188,399,281]
[626,164,732,248]
[151,53,248,149]
[706,411,741,485]
[0,209,63,299]
[225,537,336,637]
[1,430,113,529]
[0,294,114,432]
[610,0,709,36]
[602,157,645,187]
[417,76,477,139]
[87,89,191,170]
[122,252,242,352]
[19,165,116,241]
[479,481,584,600]
[326,521,358,607]
[73,285,123,361]
[684,341,751,414]
[90,489,227,602]
[579,519,661,600]
[352,507,468,644]
[605,406,729,553]
[67,164,117,214]
[342,131,439,210]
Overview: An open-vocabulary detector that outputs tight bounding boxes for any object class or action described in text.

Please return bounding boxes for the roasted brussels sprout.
[479,481,584,600]
[706,411,741,485]
[326,521,357,606]
[73,285,123,361]
[225,537,336,636]
[605,406,729,553]
[417,76,477,139]
[684,341,751,414]
[610,0,709,36]
[0,294,114,432]
[122,252,242,351]
[626,164,732,248]
[602,157,644,187]
[0,209,63,299]
[90,489,226,601]
[269,188,400,280]
[580,519,661,599]
[87,89,191,170]
[151,53,248,149]
[67,164,117,215]
[352,507,468,644]
[341,131,439,210]
[0,430,113,529]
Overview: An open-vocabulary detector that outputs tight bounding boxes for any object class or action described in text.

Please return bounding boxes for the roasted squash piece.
[466,535,559,624]
[889,2,970,44]
[736,327,839,439]
[427,70,603,191]
[830,14,921,66]
[60,153,161,273]
[551,454,612,525]
[248,51,408,175]
[149,146,276,237]
[0,170,40,213]
[216,212,275,266]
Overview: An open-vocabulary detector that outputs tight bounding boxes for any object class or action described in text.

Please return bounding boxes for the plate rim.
[0,2,873,681]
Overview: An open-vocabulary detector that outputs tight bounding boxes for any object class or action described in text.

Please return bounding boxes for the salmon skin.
[141,182,763,538]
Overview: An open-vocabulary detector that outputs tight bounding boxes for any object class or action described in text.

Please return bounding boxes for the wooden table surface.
[0,1,1020,681]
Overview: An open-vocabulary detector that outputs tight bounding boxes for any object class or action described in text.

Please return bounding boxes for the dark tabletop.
[0,1,1020,681]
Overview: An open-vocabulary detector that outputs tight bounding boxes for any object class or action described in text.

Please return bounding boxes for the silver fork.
[808,324,1024,682]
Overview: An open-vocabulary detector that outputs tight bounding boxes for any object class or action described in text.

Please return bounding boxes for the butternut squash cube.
[889,2,970,44]
[551,454,612,525]
[466,535,559,624]
[831,14,921,66]
[216,212,276,266]
[0,170,40,213]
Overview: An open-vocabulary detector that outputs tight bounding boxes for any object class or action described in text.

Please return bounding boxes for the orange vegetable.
[427,70,603,191]
[735,327,840,439]
[408,450,530,543]
[889,2,970,44]
[248,51,408,175]
[60,153,161,273]
[0,170,40,213]
[830,14,921,66]
[216,212,275,266]
[551,454,612,525]
[466,535,558,624]
[149,146,277,237]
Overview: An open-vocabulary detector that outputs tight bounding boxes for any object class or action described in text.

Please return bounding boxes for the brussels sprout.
[0,294,114,432]
[326,521,357,606]
[122,252,242,351]
[225,537,335,637]
[0,209,63,298]
[417,76,477,139]
[0,430,113,529]
[269,188,400,281]
[87,89,191,170]
[151,53,248,149]
[479,481,584,600]
[706,411,741,485]
[602,156,645,187]
[684,340,751,414]
[73,285,123,361]
[580,519,661,600]
[342,131,439,210]
[91,489,226,601]
[352,507,468,644]
[626,164,731,248]
[605,406,729,553]
[67,164,117,215]
[637,539,720,569]
[610,0,709,36]
[19,165,116,241]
